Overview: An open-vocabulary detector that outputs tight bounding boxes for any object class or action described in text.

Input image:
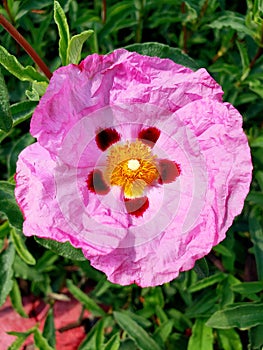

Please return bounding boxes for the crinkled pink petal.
[16,49,252,287]
[30,49,223,157]
[15,143,123,256]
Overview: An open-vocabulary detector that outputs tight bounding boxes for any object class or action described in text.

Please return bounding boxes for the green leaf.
[188,273,226,293]
[54,1,70,65]
[35,237,85,261]
[0,243,15,306]
[217,329,242,350]
[25,81,48,101]
[124,42,199,70]
[187,319,213,350]
[43,307,56,348]
[10,228,36,265]
[193,258,209,278]
[168,309,192,332]
[0,181,23,230]
[250,136,263,148]
[207,11,255,38]
[231,281,263,295]
[0,45,47,82]
[8,327,37,350]
[78,318,107,350]
[113,311,162,350]
[0,220,10,239]
[236,40,250,79]
[117,310,151,329]
[8,133,35,177]
[104,333,120,350]
[67,30,94,64]
[13,255,44,282]
[7,335,29,350]
[66,279,106,317]
[34,328,55,350]
[249,208,263,280]
[248,325,263,350]
[11,100,37,127]
[0,68,12,132]
[186,290,218,318]
[153,320,173,346]
[9,278,28,318]
[206,303,263,329]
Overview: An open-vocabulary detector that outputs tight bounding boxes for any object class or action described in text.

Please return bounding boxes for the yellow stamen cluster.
[105,140,159,198]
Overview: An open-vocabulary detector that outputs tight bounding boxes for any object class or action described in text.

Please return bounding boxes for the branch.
[0,14,52,80]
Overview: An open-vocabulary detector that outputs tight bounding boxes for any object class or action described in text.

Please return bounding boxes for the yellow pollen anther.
[128,159,140,171]
[105,140,159,198]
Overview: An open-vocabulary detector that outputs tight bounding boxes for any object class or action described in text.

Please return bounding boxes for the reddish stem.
[0,14,52,80]
[102,0,107,23]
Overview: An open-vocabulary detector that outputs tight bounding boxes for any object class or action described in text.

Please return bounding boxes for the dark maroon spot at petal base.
[86,169,110,195]
[157,159,181,184]
[124,197,149,217]
[138,127,161,147]
[95,128,121,151]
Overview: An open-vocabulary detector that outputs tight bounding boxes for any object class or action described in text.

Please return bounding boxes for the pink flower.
[15,49,252,287]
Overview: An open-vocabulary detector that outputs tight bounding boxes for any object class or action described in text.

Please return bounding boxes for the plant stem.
[181,2,188,53]
[249,23,263,69]
[102,0,107,23]
[0,14,52,80]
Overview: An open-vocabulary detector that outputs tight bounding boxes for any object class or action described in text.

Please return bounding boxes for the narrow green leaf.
[153,320,173,346]
[13,255,44,282]
[34,328,55,350]
[67,30,94,64]
[0,181,23,229]
[9,279,28,318]
[217,329,242,350]
[187,319,213,350]
[66,279,106,317]
[78,318,107,350]
[95,316,106,349]
[231,281,263,295]
[43,307,56,348]
[0,68,12,132]
[7,335,29,350]
[104,333,120,350]
[0,243,15,306]
[35,237,85,261]
[117,310,151,329]
[247,191,263,207]
[8,133,35,177]
[11,101,37,126]
[188,273,226,293]
[186,290,218,318]
[193,258,209,278]
[54,1,70,65]
[0,220,10,239]
[213,244,232,257]
[10,228,36,265]
[236,40,250,76]
[113,311,162,350]
[168,309,192,332]
[207,11,255,38]
[0,45,47,82]
[249,208,263,280]
[255,171,263,192]
[206,303,263,329]
[125,42,199,71]
[248,325,263,350]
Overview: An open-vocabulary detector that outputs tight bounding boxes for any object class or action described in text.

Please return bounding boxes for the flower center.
[105,140,159,198]
[127,159,140,170]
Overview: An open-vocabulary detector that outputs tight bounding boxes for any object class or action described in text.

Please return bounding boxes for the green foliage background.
[0,0,263,349]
